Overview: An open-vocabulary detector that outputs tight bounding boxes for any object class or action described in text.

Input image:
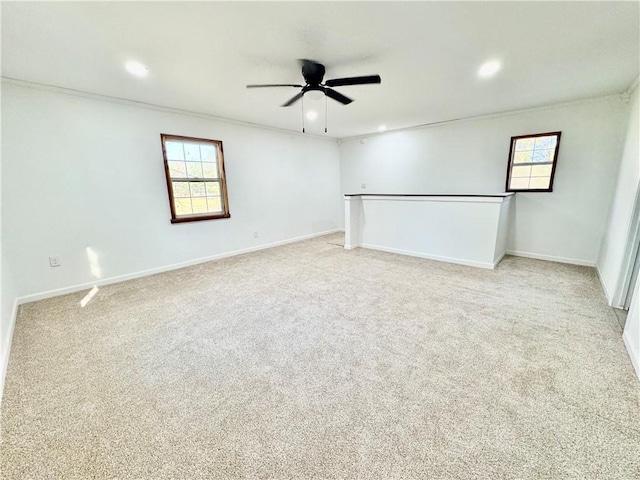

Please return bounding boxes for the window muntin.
[161,134,230,223]
[506,132,561,192]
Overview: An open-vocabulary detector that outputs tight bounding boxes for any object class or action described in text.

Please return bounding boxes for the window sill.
[171,213,231,224]
[506,188,553,193]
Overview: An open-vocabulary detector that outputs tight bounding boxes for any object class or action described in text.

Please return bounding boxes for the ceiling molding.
[623,75,640,100]
[0,76,339,144]
[1,75,633,142]
[339,91,627,142]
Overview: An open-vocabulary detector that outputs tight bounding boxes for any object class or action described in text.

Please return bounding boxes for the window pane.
[186,162,203,179]
[192,197,208,214]
[162,135,229,222]
[207,197,222,212]
[515,138,535,151]
[205,182,221,196]
[531,164,552,177]
[511,165,531,178]
[189,182,206,197]
[184,143,201,162]
[172,181,190,197]
[167,161,187,178]
[534,135,557,149]
[202,162,219,178]
[514,151,533,163]
[532,149,553,163]
[529,177,551,189]
[174,198,193,215]
[507,133,559,192]
[510,177,529,190]
[200,144,217,162]
[165,141,184,161]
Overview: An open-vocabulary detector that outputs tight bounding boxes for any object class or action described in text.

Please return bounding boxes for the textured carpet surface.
[1,233,639,479]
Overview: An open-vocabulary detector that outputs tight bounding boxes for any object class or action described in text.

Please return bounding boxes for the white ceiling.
[2,2,638,139]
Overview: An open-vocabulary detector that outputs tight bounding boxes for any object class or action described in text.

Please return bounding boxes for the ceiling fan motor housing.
[302,61,325,86]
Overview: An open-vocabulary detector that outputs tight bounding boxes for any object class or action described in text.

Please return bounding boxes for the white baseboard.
[358,243,496,269]
[16,228,342,306]
[506,250,596,267]
[596,264,614,305]
[493,250,507,269]
[0,298,19,406]
[623,329,640,381]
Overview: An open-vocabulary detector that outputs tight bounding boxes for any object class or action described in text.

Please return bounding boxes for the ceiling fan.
[247,59,381,107]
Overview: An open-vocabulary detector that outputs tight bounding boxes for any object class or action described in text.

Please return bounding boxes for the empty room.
[1,2,639,478]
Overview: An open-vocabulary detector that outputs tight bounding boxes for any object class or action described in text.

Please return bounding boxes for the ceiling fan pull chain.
[325,95,328,133]
[302,96,306,133]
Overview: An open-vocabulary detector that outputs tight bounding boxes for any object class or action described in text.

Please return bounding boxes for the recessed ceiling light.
[125,61,149,78]
[306,111,318,121]
[478,60,501,78]
[378,125,387,132]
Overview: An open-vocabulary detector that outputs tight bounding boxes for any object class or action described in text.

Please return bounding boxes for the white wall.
[594,84,640,379]
[597,86,640,305]
[624,278,640,380]
[344,195,512,269]
[0,254,17,401]
[2,82,341,300]
[0,77,20,398]
[340,96,629,265]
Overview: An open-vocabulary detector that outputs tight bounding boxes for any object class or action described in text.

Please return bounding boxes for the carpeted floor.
[1,233,639,479]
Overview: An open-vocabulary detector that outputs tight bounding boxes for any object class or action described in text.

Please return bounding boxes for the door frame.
[613,182,640,309]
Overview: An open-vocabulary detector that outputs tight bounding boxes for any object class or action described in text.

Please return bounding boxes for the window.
[161,134,230,223]
[505,132,561,192]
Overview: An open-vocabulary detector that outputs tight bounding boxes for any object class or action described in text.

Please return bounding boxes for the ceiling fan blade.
[325,75,381,87]
[246,84,302,88]
[324,88,353,105]
[281,91,305,107]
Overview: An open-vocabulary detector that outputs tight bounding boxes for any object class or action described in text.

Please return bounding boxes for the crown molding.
[339,91,626,142]
[2,75,633,143]
[621,75,639,103]
[0,76,339,143]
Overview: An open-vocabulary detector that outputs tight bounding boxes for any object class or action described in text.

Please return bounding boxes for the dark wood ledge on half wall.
[344,193,515,198]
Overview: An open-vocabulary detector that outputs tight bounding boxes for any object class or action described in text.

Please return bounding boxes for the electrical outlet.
[361,183,367,189]
[253,231,259,238]
[49,256,61,267]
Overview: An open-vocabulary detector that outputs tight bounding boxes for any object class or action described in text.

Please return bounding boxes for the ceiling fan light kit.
[247,59,381,133]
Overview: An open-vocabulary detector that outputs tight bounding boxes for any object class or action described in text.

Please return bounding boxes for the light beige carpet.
[1,233,638,479]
